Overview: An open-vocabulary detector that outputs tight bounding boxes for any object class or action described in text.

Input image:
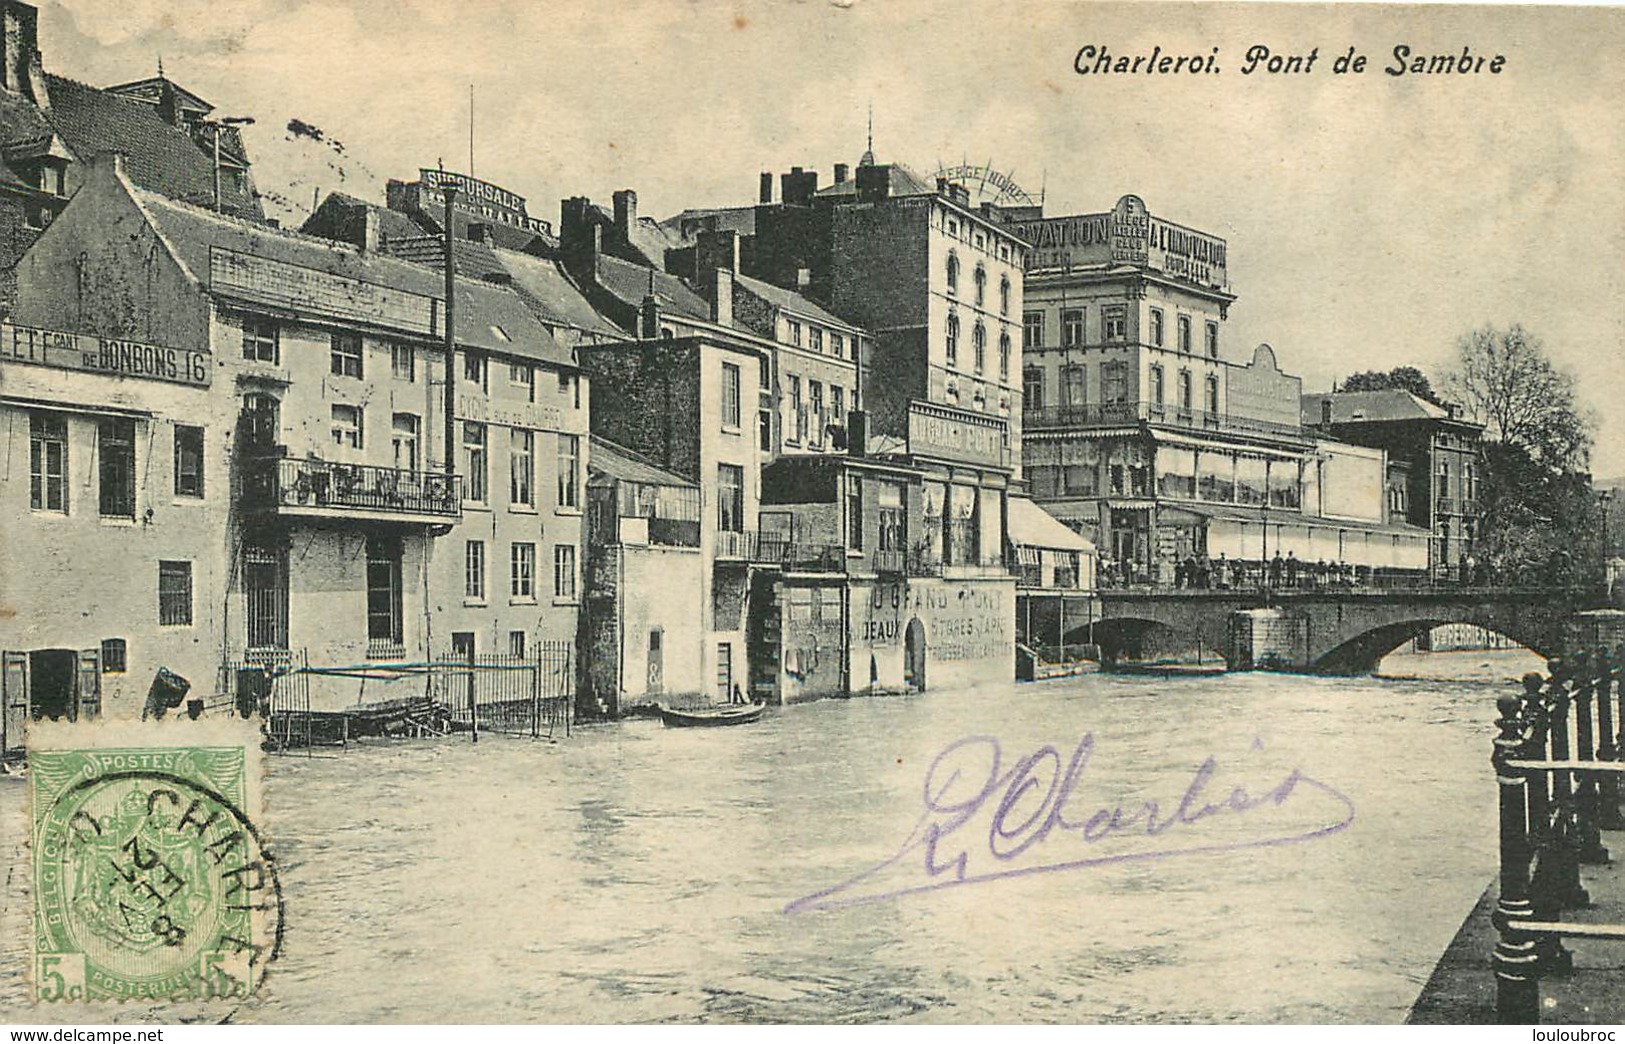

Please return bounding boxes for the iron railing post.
[1570,651,1610,863]
[1599,647,1625,827]
[1492,692,1541,1025]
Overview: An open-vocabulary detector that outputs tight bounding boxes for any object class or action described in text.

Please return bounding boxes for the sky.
[34,0,1625,470]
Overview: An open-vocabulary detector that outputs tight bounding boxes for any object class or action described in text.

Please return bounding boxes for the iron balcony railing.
[243,456,462,520]
[1023,400,1305,439]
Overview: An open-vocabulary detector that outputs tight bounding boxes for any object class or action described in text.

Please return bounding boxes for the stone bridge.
[1068,587,1612,674]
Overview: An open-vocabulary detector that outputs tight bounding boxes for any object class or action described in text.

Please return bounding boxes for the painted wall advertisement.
[864,580,1011,663]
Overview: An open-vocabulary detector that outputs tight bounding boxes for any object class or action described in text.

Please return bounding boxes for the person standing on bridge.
[1286,550,1299,588]
[1269,550,1284,588]
[1215,552,1230,589]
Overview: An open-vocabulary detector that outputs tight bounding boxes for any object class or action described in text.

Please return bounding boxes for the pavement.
[1408,825,1625,1025]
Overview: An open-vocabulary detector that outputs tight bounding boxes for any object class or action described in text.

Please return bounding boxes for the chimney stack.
[695,229,739,279]
[612,189,638,244]
[361,207,380,252]
[834,163,850,184]
[712,268,733,328]
[1,1,41,101]
[781,166,818,207]
[759,171,773,204]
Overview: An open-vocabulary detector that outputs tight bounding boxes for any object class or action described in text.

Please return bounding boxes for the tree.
[1340,366,1440,403]
[1444,324,1594,471]
[1443,324,1602,586]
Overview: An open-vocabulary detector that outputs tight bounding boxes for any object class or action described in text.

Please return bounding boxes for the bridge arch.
[1310,618,1557,674]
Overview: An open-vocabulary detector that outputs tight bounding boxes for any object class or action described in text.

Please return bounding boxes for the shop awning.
[1009,497,1095,553]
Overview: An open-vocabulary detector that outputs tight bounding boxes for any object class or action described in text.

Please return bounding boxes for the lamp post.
[204,115,256,213]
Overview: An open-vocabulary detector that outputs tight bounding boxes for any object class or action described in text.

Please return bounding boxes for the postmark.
[27,720,280,1003]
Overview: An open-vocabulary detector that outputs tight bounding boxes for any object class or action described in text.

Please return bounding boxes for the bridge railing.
[1491,651,1625,1024]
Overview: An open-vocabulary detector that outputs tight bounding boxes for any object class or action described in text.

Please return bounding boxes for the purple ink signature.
[784,733,1356,915]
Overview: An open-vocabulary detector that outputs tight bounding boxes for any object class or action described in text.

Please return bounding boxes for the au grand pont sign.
[907,402,1009,469]
[0,322,210,387]
[1010,194,1229,289]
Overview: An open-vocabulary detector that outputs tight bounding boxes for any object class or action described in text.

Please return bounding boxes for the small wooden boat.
[657,702,765,728]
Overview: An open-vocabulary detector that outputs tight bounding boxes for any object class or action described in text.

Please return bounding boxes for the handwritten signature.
[785,733,1356,915]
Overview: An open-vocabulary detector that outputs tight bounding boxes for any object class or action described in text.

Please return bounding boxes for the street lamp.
[202,115,256,213]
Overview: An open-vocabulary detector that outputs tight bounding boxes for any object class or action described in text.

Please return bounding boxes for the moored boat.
[657,702,765,727]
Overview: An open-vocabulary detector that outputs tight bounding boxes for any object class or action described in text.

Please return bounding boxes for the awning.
[1008,496,1096,553]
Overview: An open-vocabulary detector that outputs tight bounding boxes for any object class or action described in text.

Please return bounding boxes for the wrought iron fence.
[1489,650,1625,1024]
[434,644,574,740]
[243,457,463,518]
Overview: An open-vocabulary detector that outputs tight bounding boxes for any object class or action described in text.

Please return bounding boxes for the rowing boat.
[657,702,765,728]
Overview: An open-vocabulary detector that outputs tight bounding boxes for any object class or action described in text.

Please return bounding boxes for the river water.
[0,649,1543,1024]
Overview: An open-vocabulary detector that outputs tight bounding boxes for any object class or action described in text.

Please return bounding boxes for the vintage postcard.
[1,0,1623,1029]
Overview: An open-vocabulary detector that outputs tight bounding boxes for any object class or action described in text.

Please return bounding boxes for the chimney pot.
[834,163,849,184]
[759,171,773,204]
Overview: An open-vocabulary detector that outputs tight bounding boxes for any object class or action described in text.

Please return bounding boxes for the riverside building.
[1004,195,1431,585]
[4,155,586,716]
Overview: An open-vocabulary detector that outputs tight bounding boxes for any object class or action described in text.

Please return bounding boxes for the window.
[330,332,363,377]
[722,362,742,429]
[174,425,204,498]
[1206,375,1220,415]
[1024,311,1043,350]
[463,350,487,390]
[847,475,864,550]
[809,381,824,446]
[1179,370,1193,410]
[1150,364,1165,405]
[29,413,67,512]
[1102,360,1129,403]
[557,434,580,509]
[98,417,136,518]
[974,265,987,307]
[809,328,824,354]
[946,252,960,295]
[878,482,904,552]
[508,631,527,657]
[717,464,744,532]
[1178,315,1192,352]
[1024,366,1044,411]
[1063,365,1086,407]
[463,422,488,502]
[1150,308,1165,347]
[330,405,363,449]
[947,219,958,237]
[507,361,533,403]
[392,413,420,472]
[759,406,773,452]
[101,638,127,673]
[554,544,577,600]
[831,333,845,359]
[158,561,192,626]
[831,386,845,430]
[511,542,536,600]
[365,537,402,646]
[392,343,415,382]
[788,319,802,346]
[465,540,486,601]
[510,429,534,507]
[946,313,960,367]
[1205,321,1219,358]
[1062,309,1084,348]
[999,276,1011,316]
[787,375,803,443]
[242,317,278,363]
[1103,305,1127,342]
[973,323,987,373]
[999,332,1012,380]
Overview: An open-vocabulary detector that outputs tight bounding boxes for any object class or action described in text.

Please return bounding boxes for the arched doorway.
[904,618,927,693]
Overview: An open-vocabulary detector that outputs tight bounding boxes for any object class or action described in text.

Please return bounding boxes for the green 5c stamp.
[29,723,280,1003]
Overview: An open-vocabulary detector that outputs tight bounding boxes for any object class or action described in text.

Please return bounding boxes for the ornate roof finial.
[860,102,876,167]
[157,54,165,79]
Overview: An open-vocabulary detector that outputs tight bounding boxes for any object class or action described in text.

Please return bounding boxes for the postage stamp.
[26,719,279,1003]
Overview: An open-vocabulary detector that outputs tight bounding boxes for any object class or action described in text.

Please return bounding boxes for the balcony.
[713,530,850,572]
[242,456,462,524]
[872,548,906,575]
[1024,401,1304,440]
